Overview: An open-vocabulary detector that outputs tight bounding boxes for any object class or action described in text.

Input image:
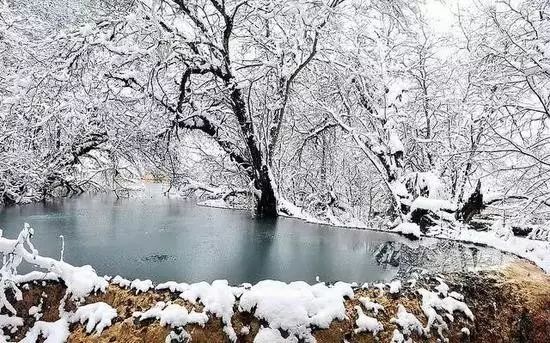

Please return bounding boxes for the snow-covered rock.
[358,297,384,315]
[69,302,117,335]
[394,222,421,239]
[239,280,353,340]
[390,328,411,343]
[130,279,153,294]
[0,314,23,331]
[179,280,240,341]
[253,327,298,343]
[434,278,449,297]
[54,263,108,299]
[156,281,189,293]
[20,319,70,343]
[354,305,383,335]
[111,275,131,288]
[133,301,208,327]
[390,304,424,336]
[389,280,402,294]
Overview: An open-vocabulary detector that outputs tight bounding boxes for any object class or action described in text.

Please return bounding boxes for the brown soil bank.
[7,261,550,343]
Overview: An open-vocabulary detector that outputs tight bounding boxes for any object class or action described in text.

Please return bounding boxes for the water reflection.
[372,240,512,277]
[0,185,518,284]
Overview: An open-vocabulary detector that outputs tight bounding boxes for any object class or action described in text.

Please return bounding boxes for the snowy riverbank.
[197,198,550,274]
[4,261,549,343]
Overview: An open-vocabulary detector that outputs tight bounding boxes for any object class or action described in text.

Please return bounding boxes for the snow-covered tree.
[2,0,550,233]
[0,1,138,205]
[51,0,351,216]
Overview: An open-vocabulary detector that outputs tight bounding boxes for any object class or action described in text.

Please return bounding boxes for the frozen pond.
[0,184,518,284]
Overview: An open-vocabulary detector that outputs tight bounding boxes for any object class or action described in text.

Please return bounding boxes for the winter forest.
[0,0,550,342]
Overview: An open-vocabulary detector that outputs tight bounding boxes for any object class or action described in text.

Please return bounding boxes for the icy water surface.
[0,184,518,284]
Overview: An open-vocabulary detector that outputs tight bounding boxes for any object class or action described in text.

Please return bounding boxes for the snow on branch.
[0,223,107,311]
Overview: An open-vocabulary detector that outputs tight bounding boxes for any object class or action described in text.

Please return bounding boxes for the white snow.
[461,327,470,335]
[404,171,446,199]
[28,299,43,320]
[69,302,117,335]
[394,222,421,238]
[275,189,550,273]
[29,306,40,316]
[20,319,70,343]
[358,297,384,315]
[0,314,23,331]
[14,271,58,284]
[130,279,153,294]
[409,196,457,213]
[354,305,383,335]
[453,227,550,273]
[277,198,325,225]
[373,282,385,296]
[390,328,411,343]
[165,329,191,343]
[434,279,449,297]
[390,181,409,197]
[441,296,474,321]
[239,280,353,340]
[152,280,247,342]
[390,304,424,336]
[0,224,107,304]
[111,275,131,288]
[179,280,239,342]
[78,23,94,36]
[173,17,195,39]
[133,301,208,327]
[253,326,298,343]
[449,291,464,300]
[54,263,108,299]
[389,130,404,154]
[156,281,189,293]
[389,280,402,294]
[417,287,474,335]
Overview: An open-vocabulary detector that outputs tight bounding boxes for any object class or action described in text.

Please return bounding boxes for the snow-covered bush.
[0,223,117,341]
[0,223,108,311]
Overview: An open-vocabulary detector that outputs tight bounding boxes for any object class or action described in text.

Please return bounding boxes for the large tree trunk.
[255,165,278,217]
[229,87,279,217]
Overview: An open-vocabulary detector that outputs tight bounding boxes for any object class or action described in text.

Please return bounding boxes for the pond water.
[0,184,518,284]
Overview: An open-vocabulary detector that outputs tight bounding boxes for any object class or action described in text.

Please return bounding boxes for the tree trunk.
[227,87,279,217]
[459,179,484,223]
[255,165,278,217]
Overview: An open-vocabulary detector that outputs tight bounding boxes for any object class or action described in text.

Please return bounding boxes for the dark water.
[0,184,518,284]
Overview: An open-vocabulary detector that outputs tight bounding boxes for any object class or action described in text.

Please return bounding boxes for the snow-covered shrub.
[0,223,108,312]
[0,223,115,341]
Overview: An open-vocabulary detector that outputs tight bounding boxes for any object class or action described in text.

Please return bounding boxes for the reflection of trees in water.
[372,241,515,276]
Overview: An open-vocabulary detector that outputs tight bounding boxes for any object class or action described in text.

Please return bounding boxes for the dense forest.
[1,0,550,232]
